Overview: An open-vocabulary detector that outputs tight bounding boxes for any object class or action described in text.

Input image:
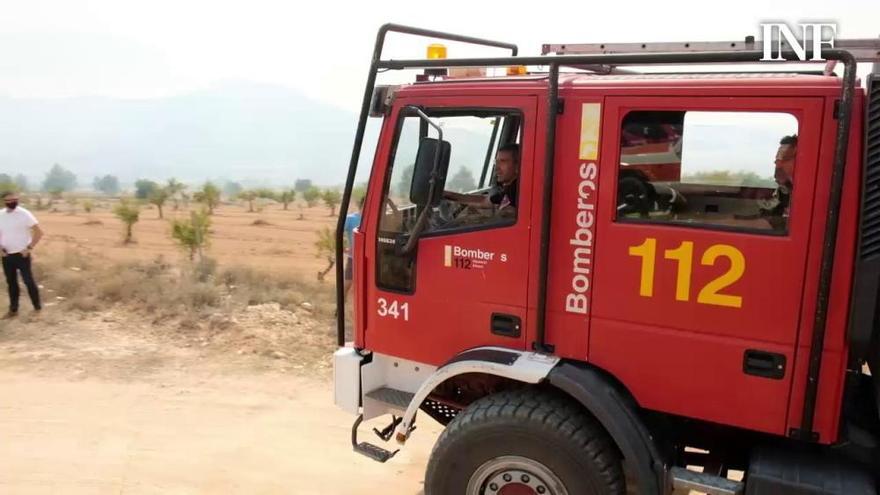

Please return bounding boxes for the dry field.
[36,199,340,278]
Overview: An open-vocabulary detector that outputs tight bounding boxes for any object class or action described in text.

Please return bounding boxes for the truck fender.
[394,347,560,441]
[548,362,666,495]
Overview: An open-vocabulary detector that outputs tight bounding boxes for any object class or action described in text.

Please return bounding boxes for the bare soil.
[0,310,441,494]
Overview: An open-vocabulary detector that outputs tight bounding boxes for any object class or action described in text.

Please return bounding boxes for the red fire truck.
[333,24,880,495]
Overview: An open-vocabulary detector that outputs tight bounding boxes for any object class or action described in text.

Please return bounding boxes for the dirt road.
[0,313,441,495]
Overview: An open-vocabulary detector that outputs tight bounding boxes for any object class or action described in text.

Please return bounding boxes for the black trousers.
[2,253,41,312]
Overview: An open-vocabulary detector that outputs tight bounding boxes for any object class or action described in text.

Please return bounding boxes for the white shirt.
[0,206,38,254]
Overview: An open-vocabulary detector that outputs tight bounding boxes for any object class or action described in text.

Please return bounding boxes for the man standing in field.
[0,191,43,318]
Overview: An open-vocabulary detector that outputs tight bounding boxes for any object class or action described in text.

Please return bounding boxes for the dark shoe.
[2,311,18,319]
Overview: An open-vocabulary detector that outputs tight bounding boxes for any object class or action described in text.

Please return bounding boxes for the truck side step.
[365,387,415,411]
[351,414,398,463]
[670,467,744,495]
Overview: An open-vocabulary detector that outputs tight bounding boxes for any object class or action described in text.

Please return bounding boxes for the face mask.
[5,201,17,210]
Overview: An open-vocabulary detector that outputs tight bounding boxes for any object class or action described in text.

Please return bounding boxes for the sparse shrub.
[51,270,86,297]
[96,271,144,303]
[193,256,218,282]
[171,209,211,261]
[322,189,341,216]
[113,200,140,243]
[303,187,321,208]
[69,296,101,312]
[238,190,258,212]
[148,187,170,219]
[193,182,221,214]
[279,189,296,210]
[183,282,221,308]
[166,178,187,210]
[315,227,335,281]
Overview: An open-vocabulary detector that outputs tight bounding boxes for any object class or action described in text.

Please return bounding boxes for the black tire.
[425,389,625,495]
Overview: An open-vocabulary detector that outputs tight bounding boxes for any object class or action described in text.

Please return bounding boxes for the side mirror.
[410,137,451,206]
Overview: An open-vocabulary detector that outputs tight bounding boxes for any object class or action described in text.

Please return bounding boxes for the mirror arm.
[399,106,446,255]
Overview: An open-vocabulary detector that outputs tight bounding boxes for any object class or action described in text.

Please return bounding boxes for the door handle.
[743,350,786,380]
[491,313,521,338]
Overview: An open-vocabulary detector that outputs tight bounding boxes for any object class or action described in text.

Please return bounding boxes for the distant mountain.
[0,81,371,188]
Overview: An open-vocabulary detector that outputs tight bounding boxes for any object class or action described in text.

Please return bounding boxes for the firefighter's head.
[495,143,520,185]
[774,135,797,187]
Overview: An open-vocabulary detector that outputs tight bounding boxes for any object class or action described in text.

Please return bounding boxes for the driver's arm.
[443,190,491,207]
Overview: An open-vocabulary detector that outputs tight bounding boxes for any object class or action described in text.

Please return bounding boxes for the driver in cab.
[443,143,519,211]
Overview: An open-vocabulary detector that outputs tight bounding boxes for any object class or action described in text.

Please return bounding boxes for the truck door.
[590,96,824,436]
[363,95,537,365]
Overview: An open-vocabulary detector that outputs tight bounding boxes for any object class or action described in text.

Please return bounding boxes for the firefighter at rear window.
[762,134,797,229]
[443,143,520,210]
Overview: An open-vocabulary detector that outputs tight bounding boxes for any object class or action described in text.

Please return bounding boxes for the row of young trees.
[0,164,343,204]
[124,179,344,219]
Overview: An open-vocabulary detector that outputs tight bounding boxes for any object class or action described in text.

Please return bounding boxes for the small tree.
[171,209,211,261]
[166,178,187,210]
[42,164,77,192]
[148,187,170,219]
[93,175,120,195]
[134,179,159,199]
[82,199,94,213]
[255,188,277,201]
[315,226,336,281]
[303,186,321,208]
[193,182,221,214]
[278,189,296,210]
[238,190,258,212]
[113,200,140,244]
[322,189,341,216]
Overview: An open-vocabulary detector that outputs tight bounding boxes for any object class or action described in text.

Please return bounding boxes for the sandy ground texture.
[0,310,441,495]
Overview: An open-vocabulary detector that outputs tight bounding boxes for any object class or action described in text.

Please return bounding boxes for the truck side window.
[376,109,521,292]
[617,110,799,233]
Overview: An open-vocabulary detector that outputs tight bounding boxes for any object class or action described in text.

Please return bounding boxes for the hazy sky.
[1,0,877,111]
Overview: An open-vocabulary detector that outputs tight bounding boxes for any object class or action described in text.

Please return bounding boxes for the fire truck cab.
[333,24,880,495]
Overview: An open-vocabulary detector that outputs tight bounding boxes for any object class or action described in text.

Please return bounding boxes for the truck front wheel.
[425,389,625,495]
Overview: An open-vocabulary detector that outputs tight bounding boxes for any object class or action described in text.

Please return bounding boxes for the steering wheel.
[427,200,468,229]
[617,176,656,218]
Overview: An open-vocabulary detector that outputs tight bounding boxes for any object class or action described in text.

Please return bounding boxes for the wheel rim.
[466,456,568,495]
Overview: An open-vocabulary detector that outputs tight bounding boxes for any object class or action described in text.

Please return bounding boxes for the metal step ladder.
[351,387,415,463]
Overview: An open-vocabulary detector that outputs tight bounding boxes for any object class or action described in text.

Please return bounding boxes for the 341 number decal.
[628,238,745,308]
[377,298,410,321]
